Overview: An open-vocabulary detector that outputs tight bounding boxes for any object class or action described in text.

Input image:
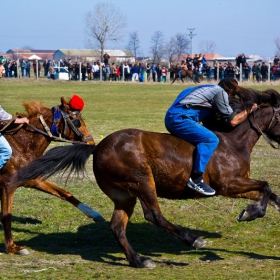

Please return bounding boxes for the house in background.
[53,49,135,64]
[5,49,55,61]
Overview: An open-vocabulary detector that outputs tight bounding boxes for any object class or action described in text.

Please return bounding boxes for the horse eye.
[72,118,81,128]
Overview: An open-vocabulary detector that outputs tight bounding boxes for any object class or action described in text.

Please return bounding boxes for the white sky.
[1,0,279,58]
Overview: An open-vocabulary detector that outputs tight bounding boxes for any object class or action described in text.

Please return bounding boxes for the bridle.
[252,105,280,149]
[48,105,92,143]
[26,105,93,144]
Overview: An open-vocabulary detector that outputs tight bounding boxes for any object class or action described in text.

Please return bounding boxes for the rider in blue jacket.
[165,78,257,196]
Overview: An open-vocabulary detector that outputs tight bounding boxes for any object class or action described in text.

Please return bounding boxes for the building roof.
[56,49,134,57]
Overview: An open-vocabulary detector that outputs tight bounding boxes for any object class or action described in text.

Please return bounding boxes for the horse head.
[255,89,280,146]
[52,96,94,144]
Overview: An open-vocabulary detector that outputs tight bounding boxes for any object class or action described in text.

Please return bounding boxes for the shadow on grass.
[1,220,279,267]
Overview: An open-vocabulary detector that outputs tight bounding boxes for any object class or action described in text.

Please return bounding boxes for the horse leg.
[216,177,271,222]
[139,197,206,249]
[24,179,105,222]
[1,186,29,255]
[109,191,156,268]
[236,191,280,212]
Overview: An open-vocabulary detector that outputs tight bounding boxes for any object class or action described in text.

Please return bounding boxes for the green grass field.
[0,79,280,279]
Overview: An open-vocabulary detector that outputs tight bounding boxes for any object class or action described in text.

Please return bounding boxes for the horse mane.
[20,101,50,118]
[204,79,280,131]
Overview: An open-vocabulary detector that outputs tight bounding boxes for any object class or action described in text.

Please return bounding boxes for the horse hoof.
[237,209,248,222]
[142,258,156,269]
[192,237,207,249]
[18,249,30,255]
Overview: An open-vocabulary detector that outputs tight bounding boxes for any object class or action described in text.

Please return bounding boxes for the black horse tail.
[12,144,96,186]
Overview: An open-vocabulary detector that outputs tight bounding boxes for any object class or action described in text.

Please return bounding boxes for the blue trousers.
[165,108,219,173]
[0,134,12,169]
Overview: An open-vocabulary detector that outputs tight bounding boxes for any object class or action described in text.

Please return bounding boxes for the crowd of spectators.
[1,52,280,82]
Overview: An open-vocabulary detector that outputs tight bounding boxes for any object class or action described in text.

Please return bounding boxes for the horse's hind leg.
[1,186,29,255]
[109,189,156,268]
[24,180,105,222]
[139,197,206,249]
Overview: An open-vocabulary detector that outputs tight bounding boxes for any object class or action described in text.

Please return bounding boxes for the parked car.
[48,67,69,80]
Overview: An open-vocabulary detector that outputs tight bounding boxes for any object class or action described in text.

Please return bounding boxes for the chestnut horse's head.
[22,96,94,145]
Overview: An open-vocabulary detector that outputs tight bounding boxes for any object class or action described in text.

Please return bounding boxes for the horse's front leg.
[24,179,105,222]
[215,177,271,222]
[1,186,30,255]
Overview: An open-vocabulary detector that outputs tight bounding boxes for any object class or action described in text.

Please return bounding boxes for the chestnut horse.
[13,86,280,268]
[1,97,104,255]
[170,65,201,84]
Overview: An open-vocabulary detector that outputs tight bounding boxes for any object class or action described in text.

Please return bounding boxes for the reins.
[252,106,280,149]
[0,107,91,145]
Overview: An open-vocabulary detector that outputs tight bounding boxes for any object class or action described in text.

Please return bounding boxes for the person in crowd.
[151,63,157,82]
[115,64,120,81]
[146,63,151,81]
[21,59,27,78]
[165,78,257,196]
[91,62,99,80]
[192,54,199,69]
[131,63,139,82]
[234,64,240,80]
[161,65,167,82]
[110,62,117,81]
[87,63,92,80]
[243,62,249,80]
[43,59,49,77]
[103,52,110,64]
[48,63,55,80]
[0,105,29,170]
[260,62,268,82]
[186,54,193,69]
[252,62,259,81]
[10,60,18,78]
[273,55,279,66]
[32,60,41,77]
[123,62,130,81]
[156,64,162,82]
[0,63,5,78]
[26,60,31,78]
[81,63,87,81]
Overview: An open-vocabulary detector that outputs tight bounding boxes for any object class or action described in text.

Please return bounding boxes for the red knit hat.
[69,95,84,111]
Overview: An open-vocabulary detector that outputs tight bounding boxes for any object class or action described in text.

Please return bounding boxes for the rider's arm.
[229,104,257,126]
[213,88,257,127]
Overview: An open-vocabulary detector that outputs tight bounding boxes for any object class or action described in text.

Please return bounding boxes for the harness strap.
[0,116,24,134]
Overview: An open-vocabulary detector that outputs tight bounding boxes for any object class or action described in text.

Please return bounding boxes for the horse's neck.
[216,120,260,154]
[21,109,53,156]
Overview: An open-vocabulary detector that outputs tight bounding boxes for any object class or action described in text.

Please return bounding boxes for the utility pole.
[187,28,197,58]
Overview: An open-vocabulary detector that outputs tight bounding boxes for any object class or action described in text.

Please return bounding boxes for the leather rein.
[252,106,280,149]
[0,106,92,144]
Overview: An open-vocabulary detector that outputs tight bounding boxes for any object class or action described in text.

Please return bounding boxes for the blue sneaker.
[187,178,216,196]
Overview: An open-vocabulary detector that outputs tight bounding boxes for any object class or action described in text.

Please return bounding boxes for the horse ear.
[61,97,69,110]
[271,92,280,107]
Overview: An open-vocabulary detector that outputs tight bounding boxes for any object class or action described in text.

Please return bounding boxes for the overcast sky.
[1,0,279,58]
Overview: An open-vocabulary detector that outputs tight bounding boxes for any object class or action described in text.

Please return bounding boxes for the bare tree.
[198,40,216,54]
[164,36,177,63]
[126,31,140,60]
[174,33,189,63]
[84,2,126,61]
[275,37,280,56]
[150,31,165,64]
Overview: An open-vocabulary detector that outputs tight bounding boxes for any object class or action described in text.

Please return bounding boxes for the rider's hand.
[14,117,29,124]
[250,103,258,113]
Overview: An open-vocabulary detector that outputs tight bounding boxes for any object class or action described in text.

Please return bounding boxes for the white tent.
[28,54,42,60]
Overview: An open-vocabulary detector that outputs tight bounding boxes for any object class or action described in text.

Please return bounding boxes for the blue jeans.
[165,108,219,173]
[0,134,12,169]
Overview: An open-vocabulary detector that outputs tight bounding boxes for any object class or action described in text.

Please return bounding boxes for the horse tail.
[12,144,96,186]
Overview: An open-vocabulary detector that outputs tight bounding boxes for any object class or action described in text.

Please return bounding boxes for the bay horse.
[13,82,280,268]
[170,65,201,84]
[1,97,104,255]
